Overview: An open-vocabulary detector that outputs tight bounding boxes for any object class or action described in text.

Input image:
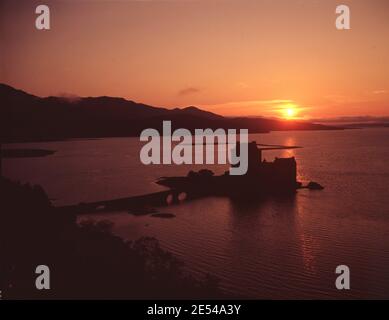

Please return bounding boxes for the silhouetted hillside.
[0,83,339,142]
[0,177,222,299]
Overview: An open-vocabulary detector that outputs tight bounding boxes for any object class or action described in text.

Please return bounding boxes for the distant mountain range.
[311,116,389,128]
[0,83,339,143]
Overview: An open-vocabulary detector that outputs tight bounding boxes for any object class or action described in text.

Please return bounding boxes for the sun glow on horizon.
[281,104,298,119]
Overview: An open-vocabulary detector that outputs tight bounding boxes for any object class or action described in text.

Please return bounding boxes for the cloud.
[203,99,294,110]
[310,115,389,124]
[199,99,310,118]
[57,92,81,103]
[236,82,249,89]
[373,90,387,95]
[178,87,201,96]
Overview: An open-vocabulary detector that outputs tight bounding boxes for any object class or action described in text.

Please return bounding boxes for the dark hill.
[0,83,339,143]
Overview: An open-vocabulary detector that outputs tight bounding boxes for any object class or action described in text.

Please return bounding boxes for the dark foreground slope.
[0,177,221,299]
[0,83,339,142]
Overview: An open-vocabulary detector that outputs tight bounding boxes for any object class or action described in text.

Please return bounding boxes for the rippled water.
[4,128,389,298]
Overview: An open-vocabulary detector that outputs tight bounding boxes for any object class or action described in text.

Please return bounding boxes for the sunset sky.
[1,0,389,119]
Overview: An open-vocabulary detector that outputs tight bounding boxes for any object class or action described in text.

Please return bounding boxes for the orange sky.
[1,0,389,119]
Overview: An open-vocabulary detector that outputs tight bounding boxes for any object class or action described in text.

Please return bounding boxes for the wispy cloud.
[57,92,81,103]
[199,99,309,118]
[204,99,293,109]
[373,90,387,95]
[311,115,389,124]
[178,87,201,96]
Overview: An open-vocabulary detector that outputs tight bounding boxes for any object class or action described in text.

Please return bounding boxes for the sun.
[282,105,298,119]
[286,108,295,117]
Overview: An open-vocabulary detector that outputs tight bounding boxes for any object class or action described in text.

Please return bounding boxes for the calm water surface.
[4,128,389,299]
